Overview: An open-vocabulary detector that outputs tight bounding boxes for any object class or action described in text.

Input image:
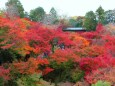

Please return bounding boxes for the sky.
[0,0,115,17]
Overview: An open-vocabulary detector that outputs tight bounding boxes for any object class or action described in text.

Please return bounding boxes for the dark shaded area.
[0,48,21,65]
[24,54,30,61]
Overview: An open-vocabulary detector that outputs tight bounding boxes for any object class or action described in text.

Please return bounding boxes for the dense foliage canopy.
[0,15,115,86]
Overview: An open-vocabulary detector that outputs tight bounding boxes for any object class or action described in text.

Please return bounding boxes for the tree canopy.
[6,0,24,18]
[50,7,58,19]
[83,11,97,31]
[29,7,45,22]
[96,6,105,24]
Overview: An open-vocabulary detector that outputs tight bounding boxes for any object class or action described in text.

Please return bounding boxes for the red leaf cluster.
[0,66,10,80]
[12,58,51,75]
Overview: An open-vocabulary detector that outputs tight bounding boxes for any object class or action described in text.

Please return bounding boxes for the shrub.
[75,45,104,58]
[50,49,80,63]
[70,68,85,82]
[11,58,52,75]
[0,66,10,80]
[16,73,41,86]
[43,59,75,83]
[0,49,21,64]
[79,57,99,74]
[79,55,115,74]
[0,77,4,86]
[91,80,111,86]
[85,67,115,85]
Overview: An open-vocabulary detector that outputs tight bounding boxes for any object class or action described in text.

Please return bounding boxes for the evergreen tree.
[83,11,97,31]
[96,6,105,24]
[29,7,45,22]
[49,7,58,24]
[50,7,57,19]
